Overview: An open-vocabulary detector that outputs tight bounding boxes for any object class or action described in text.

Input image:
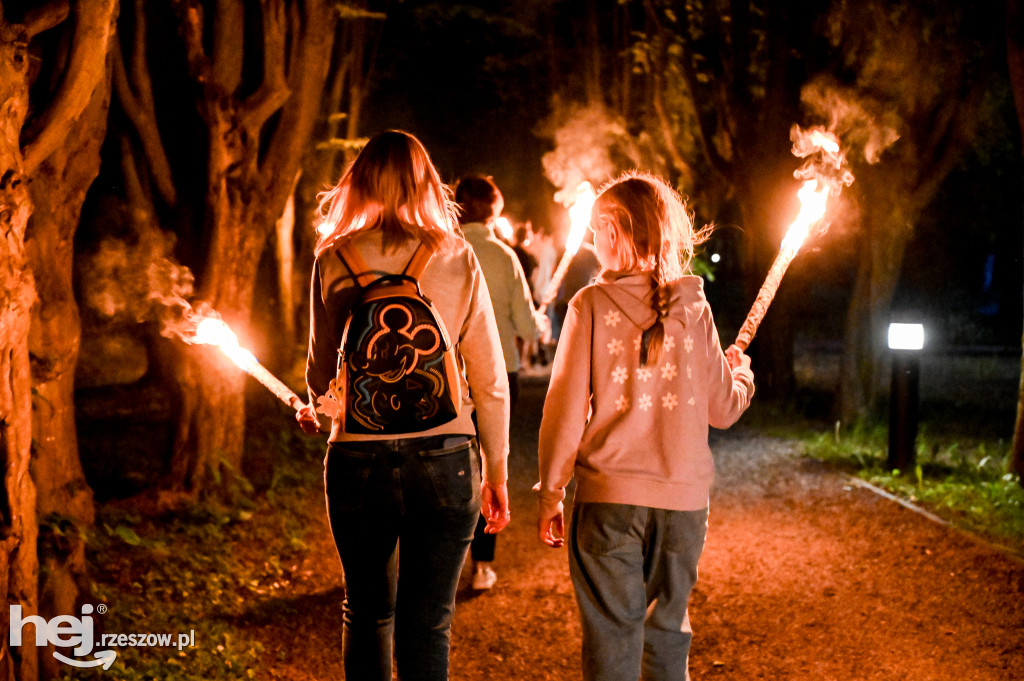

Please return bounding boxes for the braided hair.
[592,172,710,366]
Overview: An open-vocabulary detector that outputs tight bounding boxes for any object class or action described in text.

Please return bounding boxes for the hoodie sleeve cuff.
[732,364,755,397]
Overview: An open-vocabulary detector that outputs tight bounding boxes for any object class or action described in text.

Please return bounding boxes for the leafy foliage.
[67,425,325,680]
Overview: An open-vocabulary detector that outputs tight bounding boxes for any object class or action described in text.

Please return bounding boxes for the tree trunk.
[168,188,262,494]
[837,183,916,424]
[161,0,337,497]
[25,56,112,681]
[1005,0,1024,481]
[1,18,40,681]
[274,184,298,359]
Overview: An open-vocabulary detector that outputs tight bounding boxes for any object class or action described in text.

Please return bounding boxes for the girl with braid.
[535,172,755,681]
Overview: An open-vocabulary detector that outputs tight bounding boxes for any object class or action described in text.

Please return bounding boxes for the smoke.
[78,221,212,342]
[538,100,645,207]
[801,77,901,165]
[790,124,855,190]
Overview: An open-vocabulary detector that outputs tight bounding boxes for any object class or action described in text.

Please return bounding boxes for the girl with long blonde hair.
[297,130,510,681]
[536,171,754,681]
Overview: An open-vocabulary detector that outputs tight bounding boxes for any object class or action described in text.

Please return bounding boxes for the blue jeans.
[324,434,481,681]
[569,502,708,681]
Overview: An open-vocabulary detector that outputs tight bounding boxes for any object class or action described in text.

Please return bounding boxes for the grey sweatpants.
[569,502,709,681]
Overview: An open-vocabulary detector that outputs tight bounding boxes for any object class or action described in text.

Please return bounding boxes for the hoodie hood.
[592,271,707,331]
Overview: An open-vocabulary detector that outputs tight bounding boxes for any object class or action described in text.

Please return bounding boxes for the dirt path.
[261,373,1024,680]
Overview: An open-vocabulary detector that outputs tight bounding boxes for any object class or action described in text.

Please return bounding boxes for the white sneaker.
[471,565,497,590]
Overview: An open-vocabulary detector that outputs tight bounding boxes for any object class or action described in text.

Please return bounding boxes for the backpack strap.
[335,240,377,288]
[336,239,435,286]
[403,241,435,278]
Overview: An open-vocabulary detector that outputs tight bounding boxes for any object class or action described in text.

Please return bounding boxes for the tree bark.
[1,3,116,678]
[1,16,40,681]
[26,43,113,681]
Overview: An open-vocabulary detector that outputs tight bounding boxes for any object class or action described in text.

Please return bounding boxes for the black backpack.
[324,240,462,435]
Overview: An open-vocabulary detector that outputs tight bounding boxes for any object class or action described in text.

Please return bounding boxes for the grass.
[749,397,1024,557]
[64,421,326,681]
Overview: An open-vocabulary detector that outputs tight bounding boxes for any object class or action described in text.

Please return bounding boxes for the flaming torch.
[734,127,853,350]
[188,316,308,411]
[539,181,597,312]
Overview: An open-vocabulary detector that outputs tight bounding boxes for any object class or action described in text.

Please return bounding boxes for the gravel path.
[261,371,1024,680]
[448,374,1024,681]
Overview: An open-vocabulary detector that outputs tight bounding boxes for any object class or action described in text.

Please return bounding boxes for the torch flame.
[192,318,259,372]
[538,181,598,310]
[780,179,830,255]
[734,126,853,351]
[494,216,514,242]
[188,315,305,410]
[564,181,597,257]
[808,129,840,154]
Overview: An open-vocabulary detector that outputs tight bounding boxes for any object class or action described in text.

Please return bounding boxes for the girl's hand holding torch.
[725,344,752,373]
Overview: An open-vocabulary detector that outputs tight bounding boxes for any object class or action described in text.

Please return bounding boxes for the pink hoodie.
[537,272,754,517]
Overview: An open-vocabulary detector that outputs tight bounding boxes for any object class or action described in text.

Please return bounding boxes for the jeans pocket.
[325,443,377,511]
[418,438,480,508]
[574,502,640,555]
[663,507,709,556]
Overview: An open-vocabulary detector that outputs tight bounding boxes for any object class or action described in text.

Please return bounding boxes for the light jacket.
[537,271,754,517]
[461,222,542,372]
[305,229,510,485]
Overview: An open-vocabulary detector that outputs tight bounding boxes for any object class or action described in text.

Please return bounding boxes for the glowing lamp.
[887,321,923,472]
[887,323,924,351]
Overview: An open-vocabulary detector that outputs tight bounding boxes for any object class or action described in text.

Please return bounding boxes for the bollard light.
[888,323,924,351]
[887,323,924,471]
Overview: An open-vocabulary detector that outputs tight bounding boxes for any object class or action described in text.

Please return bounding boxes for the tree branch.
[119,133,157,223]
[211,0,244,93]
[22,0,118,174]
[112,5,177,207]
[260,0,336,201]
[172,0,212,86]
[240,0,291,133]
[23,0,70,38]
[909,80,986,214]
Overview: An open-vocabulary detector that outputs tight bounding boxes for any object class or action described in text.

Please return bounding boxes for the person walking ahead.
[536,171,754,681]
[297,130,510,681]
[455,175,546,590]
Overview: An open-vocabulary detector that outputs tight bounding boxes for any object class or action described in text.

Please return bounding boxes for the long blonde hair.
[592,171,711,365]
[315,130,459,256]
